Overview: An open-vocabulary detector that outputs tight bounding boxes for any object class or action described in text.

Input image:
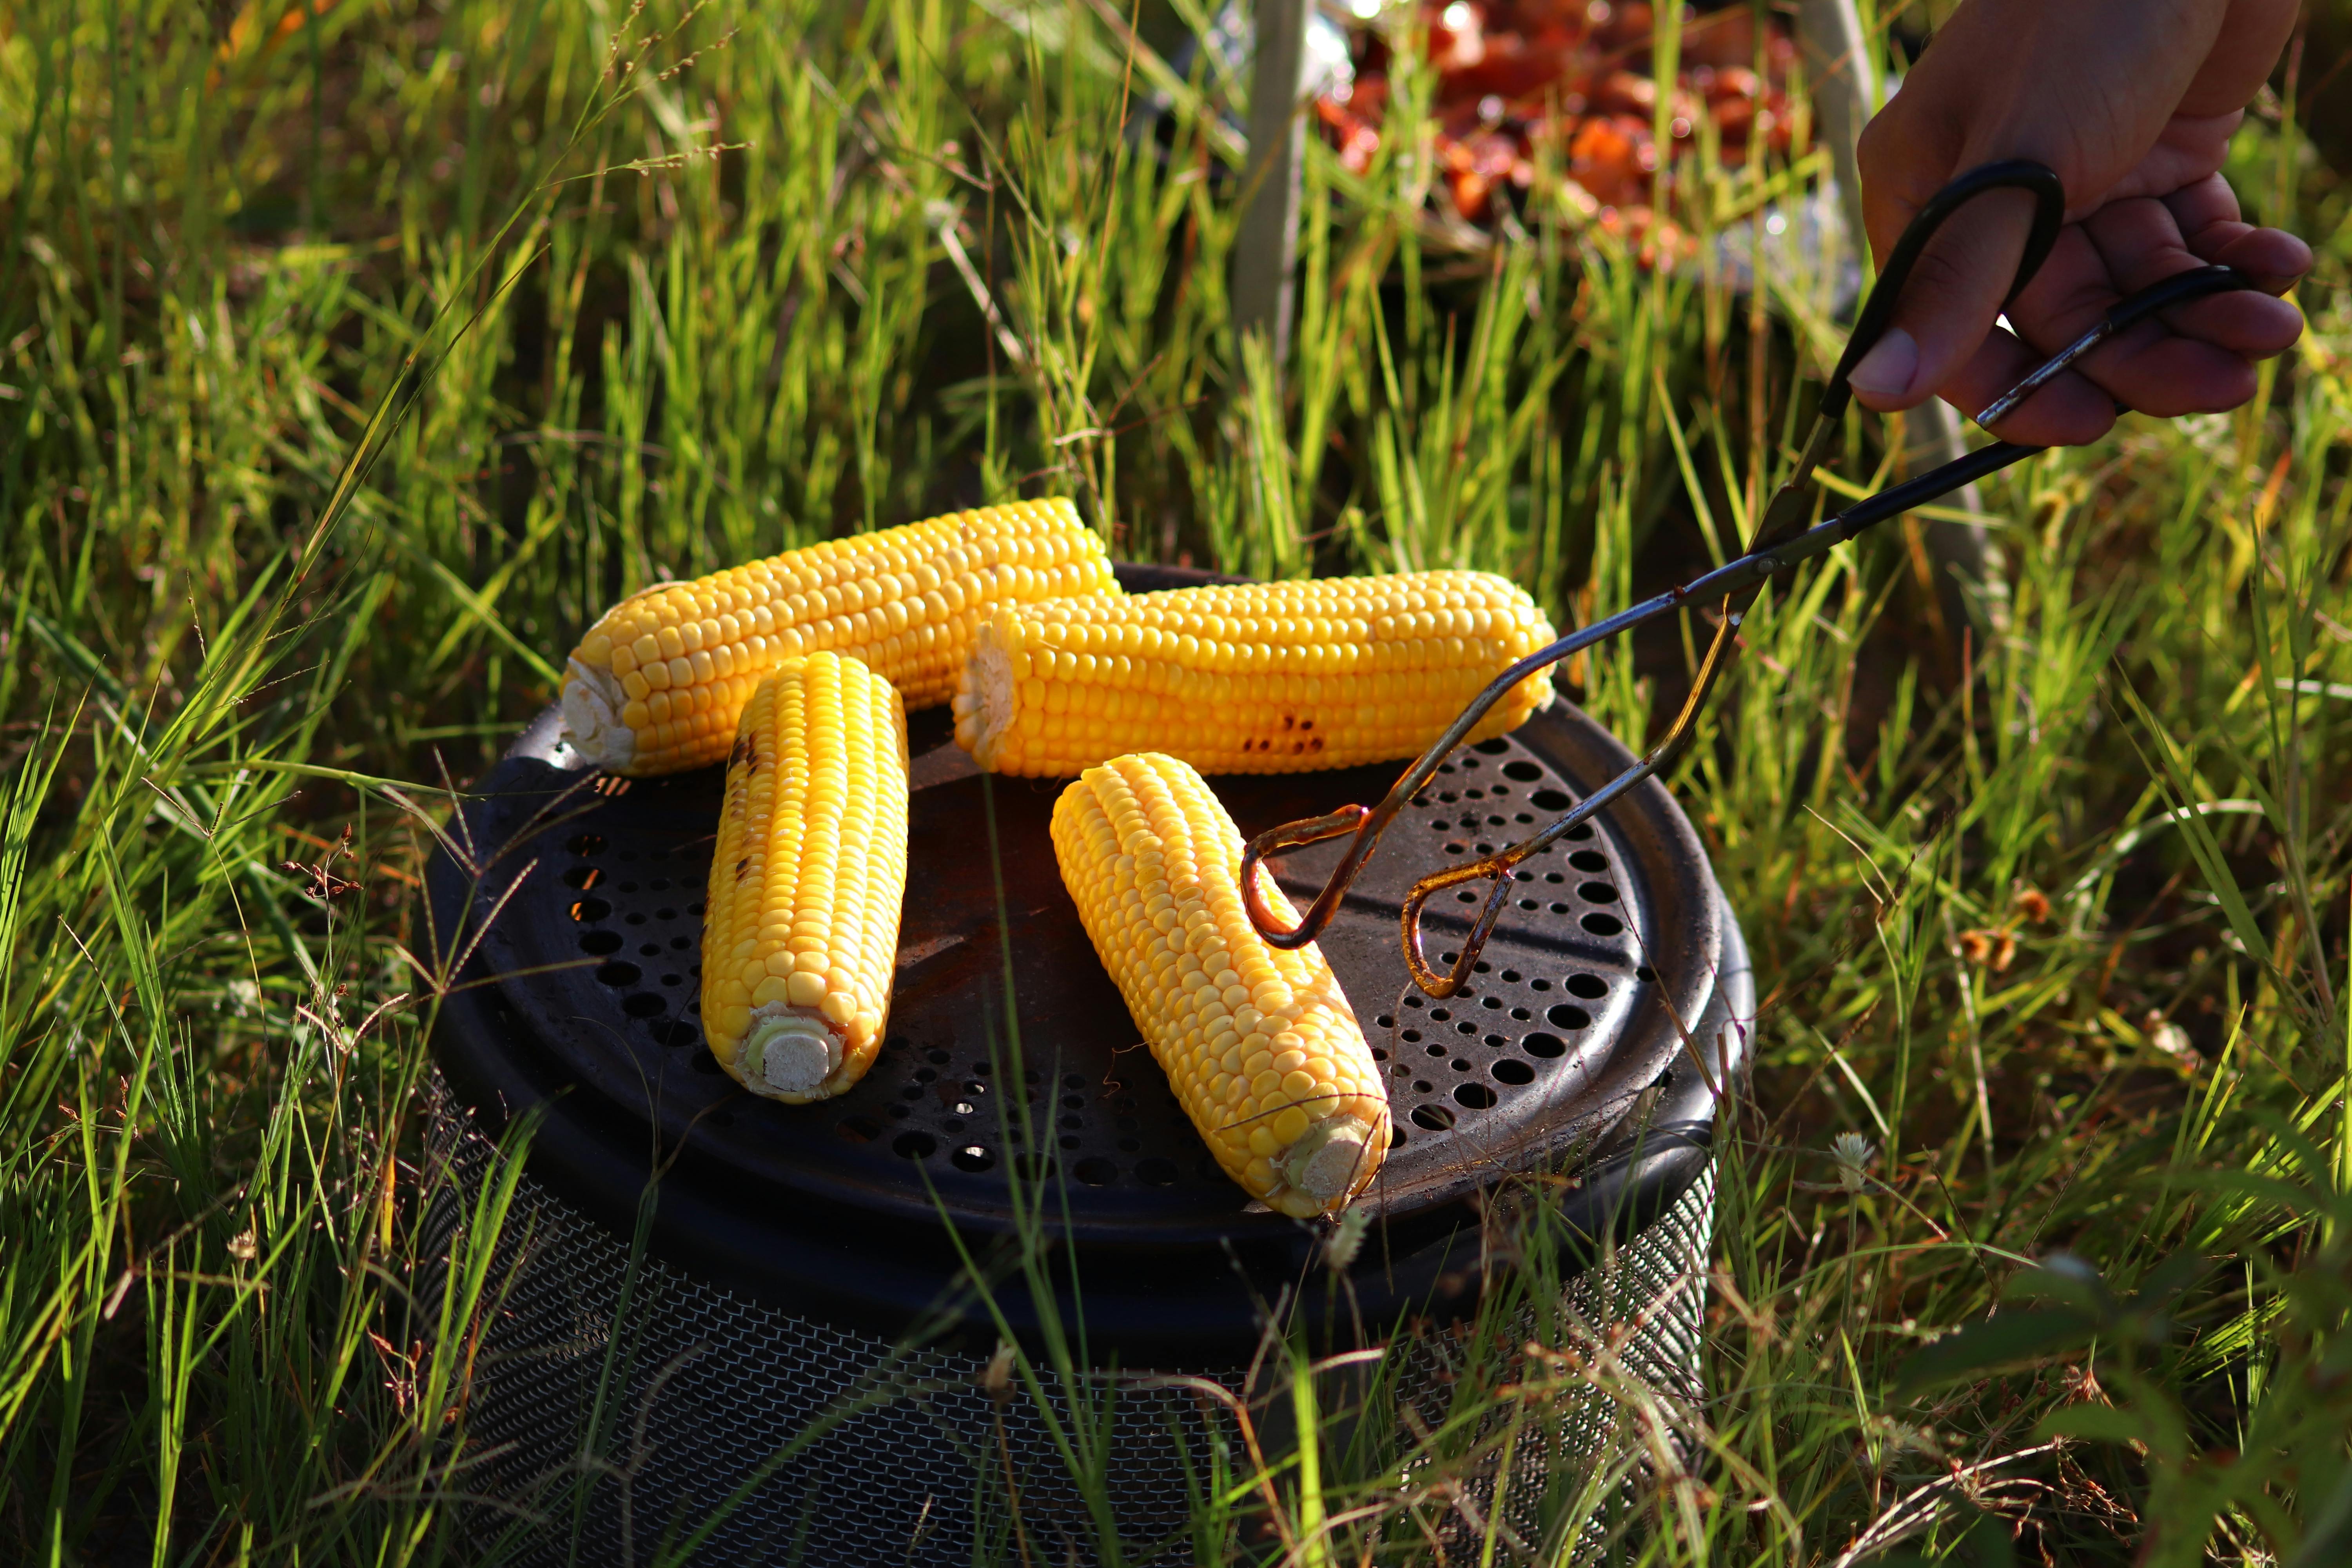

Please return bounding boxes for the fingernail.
[1847,328,1918,401]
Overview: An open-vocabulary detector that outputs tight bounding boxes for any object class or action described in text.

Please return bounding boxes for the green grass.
[2,0,2349,1561]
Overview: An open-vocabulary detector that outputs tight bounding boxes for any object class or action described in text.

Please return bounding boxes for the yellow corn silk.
[563,499,1116,775]
[954,570,1558,777]
[701,653,911,1104]
[1051,752,1390,1218]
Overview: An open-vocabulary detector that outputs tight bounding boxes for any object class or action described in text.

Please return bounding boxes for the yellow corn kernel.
[954,571,1556,776]
[701,653,909,1103]
[1051,751,1389,1218]
[564,499,1116,775]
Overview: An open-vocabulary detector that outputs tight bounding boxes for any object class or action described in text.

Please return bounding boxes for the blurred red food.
[1316,0,1795,247]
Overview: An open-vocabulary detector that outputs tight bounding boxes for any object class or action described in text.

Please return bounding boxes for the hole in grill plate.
[1522,1033,1568,1059]
[1581,912,1624,937]
[1570,849,1609,872]
[893,1132,938,1160]
[1411,1105,1457,1132]
[1548,1004,1592,1031]
[952,1145,995,1172]
[623,994,666,1018]
[573,897,611,922]
[1530,789,1571,811]
[1136,1158,1178,1186]
[1074,1158,1117,1186]
[1566,973,1609,999]
[1492,1058,1536,1085]
[580,931,623,956]
[1455,1083,1498,1109]
[1501,760,1543,782]
[1579,882,1619,904]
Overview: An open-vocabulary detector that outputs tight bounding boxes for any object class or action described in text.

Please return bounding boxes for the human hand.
[1849,0,2311,446]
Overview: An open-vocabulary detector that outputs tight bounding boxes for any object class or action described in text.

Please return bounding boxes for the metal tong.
[1240,160,2259,998]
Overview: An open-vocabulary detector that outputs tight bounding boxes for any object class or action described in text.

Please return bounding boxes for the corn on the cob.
[700,653,910,1103]
[954,571,1557,777]
[562,499,1116,775]
[1052,753,1390,1217]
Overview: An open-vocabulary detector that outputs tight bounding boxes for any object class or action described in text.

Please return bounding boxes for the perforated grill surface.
[483,708,1673,1224]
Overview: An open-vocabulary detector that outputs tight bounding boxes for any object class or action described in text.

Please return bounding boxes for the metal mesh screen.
[422,1083,1712,1566]
[1389,1167,1713,1559]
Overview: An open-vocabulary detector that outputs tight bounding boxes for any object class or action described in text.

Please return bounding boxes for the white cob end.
[560,659,636,772]
[1283,1116,1376,1207]
[965,635,1017,767]
[739,1007,845,1100]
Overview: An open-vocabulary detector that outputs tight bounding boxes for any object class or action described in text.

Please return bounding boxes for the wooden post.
[1233,0,1311,368]
[1797,0,2009,644]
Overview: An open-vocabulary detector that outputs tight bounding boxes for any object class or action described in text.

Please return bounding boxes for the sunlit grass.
[0,0,2348,1561]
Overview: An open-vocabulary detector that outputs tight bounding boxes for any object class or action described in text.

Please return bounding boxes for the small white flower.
[1324,1205,1370,1270]
[1828,1133,1877,1195]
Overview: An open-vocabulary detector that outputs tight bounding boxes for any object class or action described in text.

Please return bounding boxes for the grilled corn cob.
[954,571,1557,777]
[563,499,1116,775]
[1052,752,1390,1217]
[701,653,910,1103]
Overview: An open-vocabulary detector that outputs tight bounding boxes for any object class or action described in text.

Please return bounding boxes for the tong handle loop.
[1822,160,2067,426]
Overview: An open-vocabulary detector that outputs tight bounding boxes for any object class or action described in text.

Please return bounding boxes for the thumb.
[1845,183,2042,414]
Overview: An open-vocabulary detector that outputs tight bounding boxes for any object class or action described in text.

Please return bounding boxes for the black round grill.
[421,564,1751,1564]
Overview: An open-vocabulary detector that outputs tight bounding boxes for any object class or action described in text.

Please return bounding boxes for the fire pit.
[419,563,1750,1564]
